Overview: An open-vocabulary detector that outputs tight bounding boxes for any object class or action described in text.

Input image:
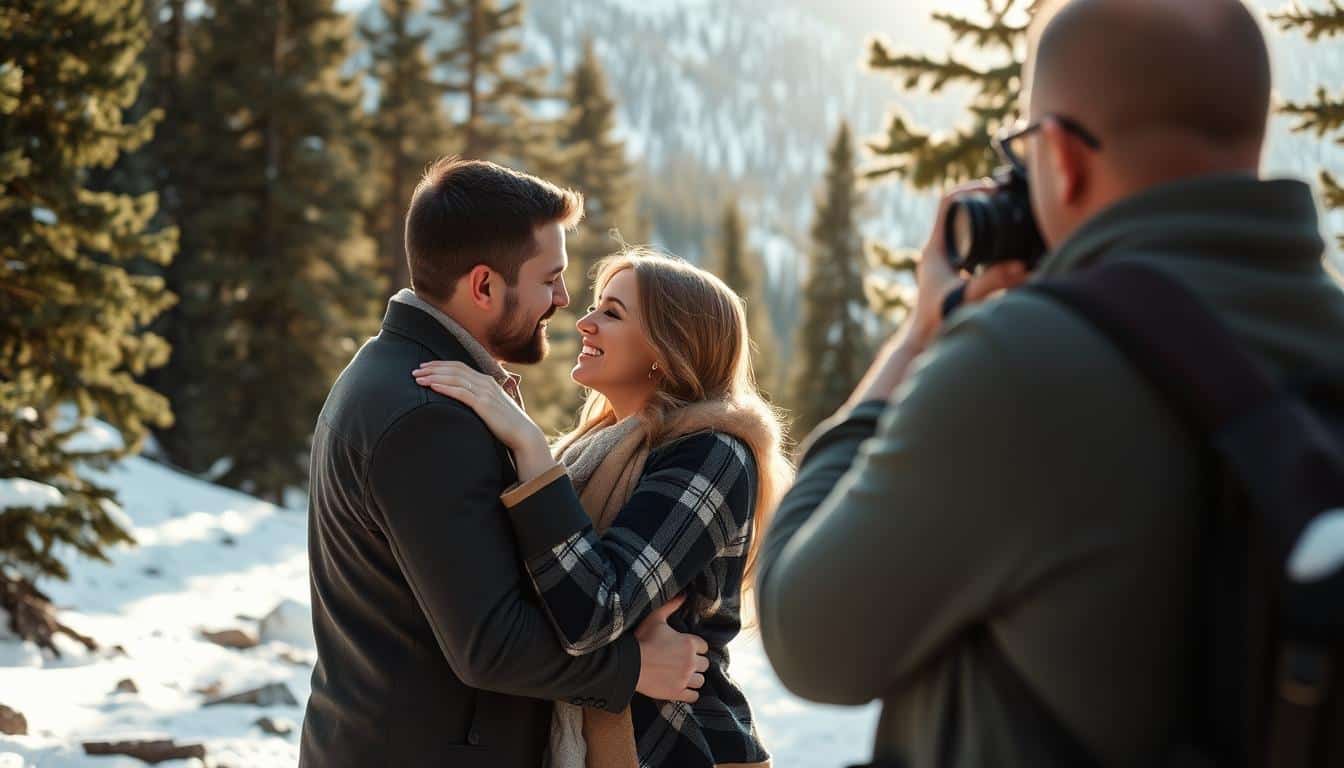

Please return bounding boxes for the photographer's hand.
[843,182,1029,411]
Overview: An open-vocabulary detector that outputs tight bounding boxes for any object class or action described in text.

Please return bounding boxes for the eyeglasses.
[994,115,1103,174]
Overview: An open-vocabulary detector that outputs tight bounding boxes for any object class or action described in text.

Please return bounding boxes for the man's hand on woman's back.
[633,595,710,703]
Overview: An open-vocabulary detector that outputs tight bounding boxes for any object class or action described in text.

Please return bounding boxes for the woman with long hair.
[413,247,791,768]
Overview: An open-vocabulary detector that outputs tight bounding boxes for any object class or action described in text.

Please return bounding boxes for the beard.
[490,288,554,365]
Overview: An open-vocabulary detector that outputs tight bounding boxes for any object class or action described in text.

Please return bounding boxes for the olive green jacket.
[757,175,1344,767]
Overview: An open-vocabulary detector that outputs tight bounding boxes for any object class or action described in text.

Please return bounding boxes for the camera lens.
[952,205,973,264]
[942,167,1047,273]
[946,197,990,271]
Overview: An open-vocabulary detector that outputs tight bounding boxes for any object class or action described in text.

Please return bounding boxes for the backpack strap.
[1029,262,1314,565]
[1030,261,1344,768]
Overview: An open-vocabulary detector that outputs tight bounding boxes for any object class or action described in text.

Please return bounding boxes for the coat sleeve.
[504,432,755,655]
[367,401,639,712]
[755,310,1093,706]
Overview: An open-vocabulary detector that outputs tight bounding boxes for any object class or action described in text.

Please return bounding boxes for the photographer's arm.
[758,315,1043,704]
[761,184,1034,704]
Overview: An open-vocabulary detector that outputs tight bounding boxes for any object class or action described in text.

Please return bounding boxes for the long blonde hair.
[556,247,793,581]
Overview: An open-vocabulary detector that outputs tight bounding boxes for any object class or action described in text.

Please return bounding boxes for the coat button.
[467,730,480,745]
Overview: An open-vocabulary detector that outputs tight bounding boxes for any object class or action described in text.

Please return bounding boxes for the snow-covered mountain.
[523,0,942,253]
[350,0,1342,265]
[526,0,1343,249]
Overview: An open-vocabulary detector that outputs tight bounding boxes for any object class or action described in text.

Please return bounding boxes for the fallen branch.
[82,739,206,764]
[0,572,98,657]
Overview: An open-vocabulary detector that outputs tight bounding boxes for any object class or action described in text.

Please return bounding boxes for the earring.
[648,362,658,380]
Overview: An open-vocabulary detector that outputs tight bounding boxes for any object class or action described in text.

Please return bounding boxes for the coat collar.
[380,298,480,371]
[1038,174,1324,278]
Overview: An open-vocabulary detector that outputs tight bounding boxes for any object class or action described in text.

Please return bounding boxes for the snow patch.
[0,478,65,511]
[62,420,125,454]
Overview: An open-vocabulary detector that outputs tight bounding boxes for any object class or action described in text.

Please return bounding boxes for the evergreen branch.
[868,39,1018,94]
[1322,170,1344,210]
[1271,1,1344,40]
[1280,87,1344,139]
[864,110,1001,189]
[0,61,20,114]
[931,2,1029,55]
[0,281,44,303]
[864,243,918,318]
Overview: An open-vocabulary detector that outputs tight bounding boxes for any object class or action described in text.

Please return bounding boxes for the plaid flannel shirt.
[503,430,770,768]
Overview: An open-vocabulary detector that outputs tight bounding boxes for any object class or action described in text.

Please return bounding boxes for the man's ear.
[465,264,496,310]
[1041,119,1087,206]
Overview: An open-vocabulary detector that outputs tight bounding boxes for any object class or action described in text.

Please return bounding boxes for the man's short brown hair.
[404,157,584,302]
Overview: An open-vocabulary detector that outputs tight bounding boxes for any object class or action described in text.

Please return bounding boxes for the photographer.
[756,0,1344,766]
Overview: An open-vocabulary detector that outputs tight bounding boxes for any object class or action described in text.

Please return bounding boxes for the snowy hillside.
[0,428,879,767]
[525,0,1344,254]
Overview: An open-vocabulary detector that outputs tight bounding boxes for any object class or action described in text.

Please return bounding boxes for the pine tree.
[434,0,549,162]
[154,0,381,502]
[362,0,451,291]
[863,0,1034,319]
[716,201,780,397]
[789,123,870,435]
[1273,2,1344,252]
[718,202,752,302]
[0,0,176,650]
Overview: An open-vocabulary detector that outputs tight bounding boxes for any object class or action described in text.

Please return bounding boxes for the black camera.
[944,166,1046,273]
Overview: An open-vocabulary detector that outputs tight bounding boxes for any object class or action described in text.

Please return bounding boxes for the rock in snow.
[204,682,298,708]
[200,627,260,650]
[255,716,294,737]
[258,599,314,650]
[0,704,27,736]
[113,678,139,694]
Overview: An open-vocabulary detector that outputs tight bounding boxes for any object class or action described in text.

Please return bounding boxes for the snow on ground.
[1,449,878,767]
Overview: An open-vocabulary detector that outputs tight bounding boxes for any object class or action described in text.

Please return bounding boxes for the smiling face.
[489,222,570,364]
[571,267,660,411]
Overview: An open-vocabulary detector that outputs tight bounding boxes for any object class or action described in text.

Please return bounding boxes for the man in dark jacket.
[757,0,1344,766]
[300,158,708,767]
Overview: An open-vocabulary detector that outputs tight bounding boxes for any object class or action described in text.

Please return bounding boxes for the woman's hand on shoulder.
[412,361,554,481]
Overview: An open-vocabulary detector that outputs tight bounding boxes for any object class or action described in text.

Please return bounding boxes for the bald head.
[1028,0,1270,169]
